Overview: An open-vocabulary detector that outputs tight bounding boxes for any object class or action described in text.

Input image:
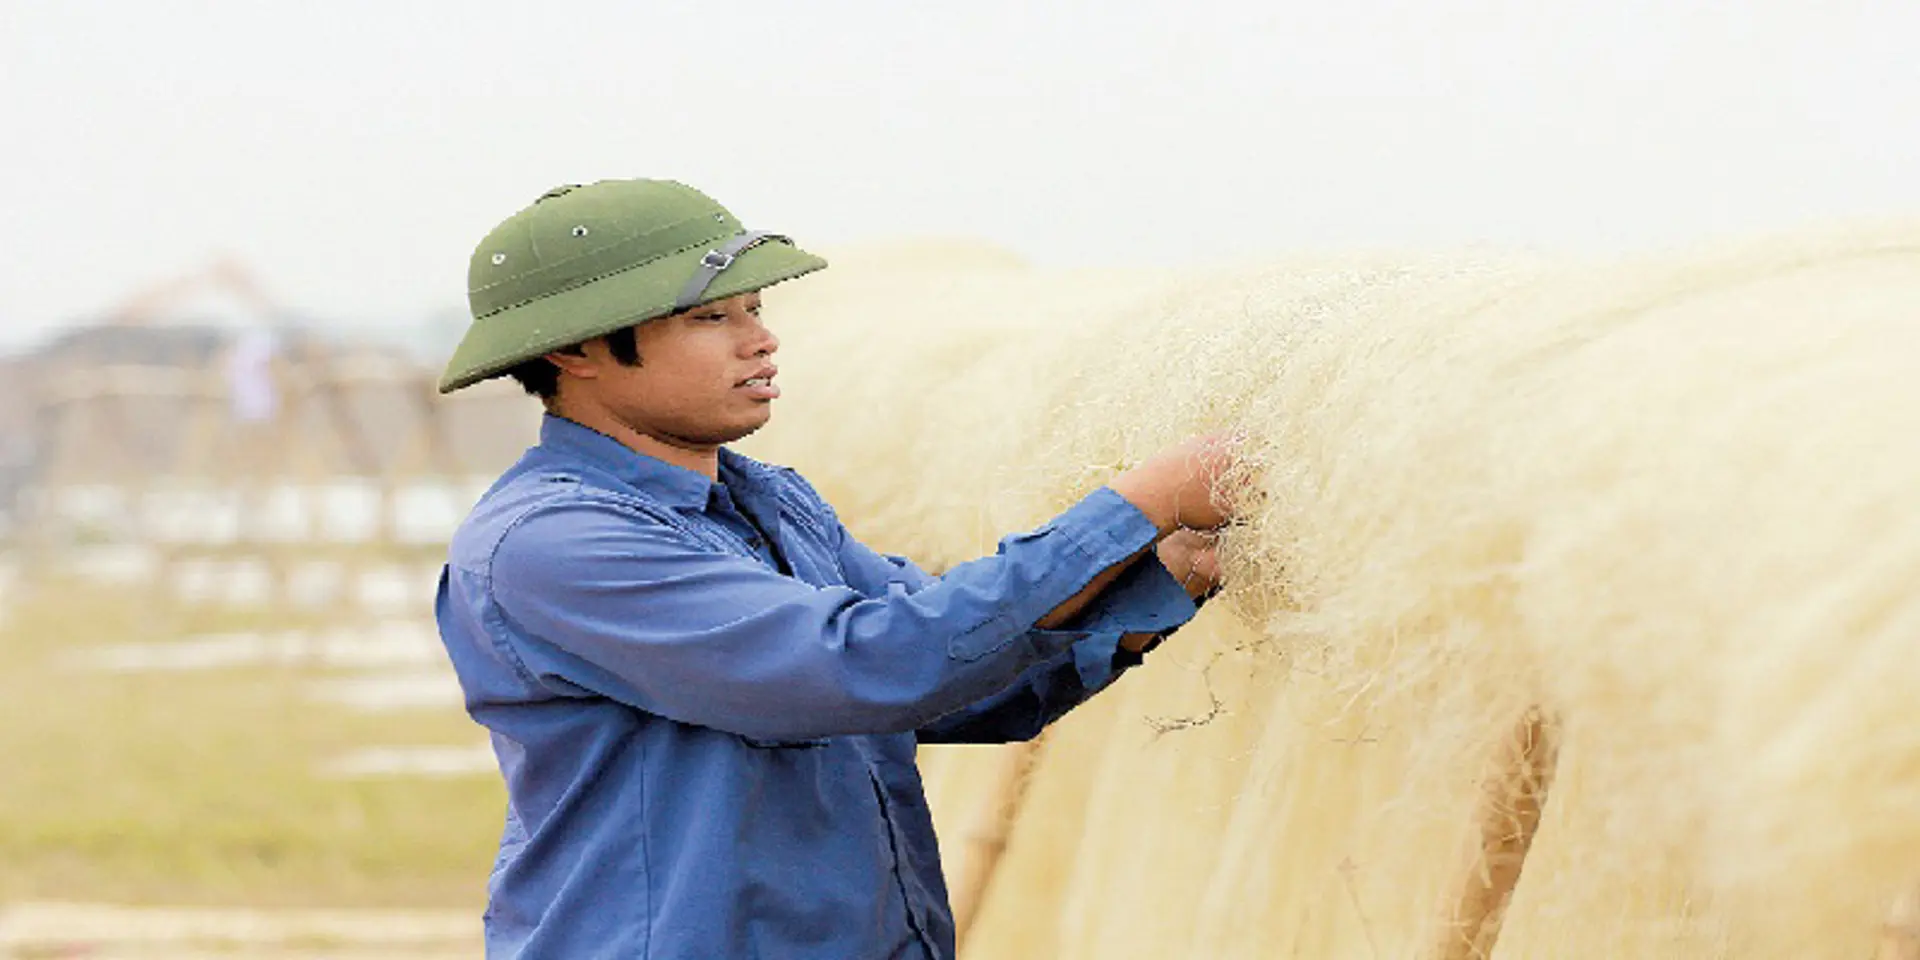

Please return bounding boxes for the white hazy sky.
[2,1,1916,350]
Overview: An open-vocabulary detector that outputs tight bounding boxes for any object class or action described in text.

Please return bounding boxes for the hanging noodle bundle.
[738,223,1920,959]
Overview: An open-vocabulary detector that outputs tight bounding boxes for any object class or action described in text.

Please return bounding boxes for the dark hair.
[506,326,642,399]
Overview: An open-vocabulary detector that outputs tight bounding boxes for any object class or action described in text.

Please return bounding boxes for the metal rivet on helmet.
[491,253,507,265]
[571,225,589,238]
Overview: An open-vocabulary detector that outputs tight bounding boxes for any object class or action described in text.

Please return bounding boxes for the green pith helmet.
[437,179,828,394]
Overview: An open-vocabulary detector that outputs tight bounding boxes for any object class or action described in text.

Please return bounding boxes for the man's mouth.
[737,367,780,398]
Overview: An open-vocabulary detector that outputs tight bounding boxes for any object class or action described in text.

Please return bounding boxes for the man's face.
[560,291,780,451]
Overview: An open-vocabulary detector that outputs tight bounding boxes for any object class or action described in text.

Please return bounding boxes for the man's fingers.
[1192,546,1222,585]
[1158,532,1224,601]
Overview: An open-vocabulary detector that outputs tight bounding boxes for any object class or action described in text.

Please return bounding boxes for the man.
[434,178,1240,959]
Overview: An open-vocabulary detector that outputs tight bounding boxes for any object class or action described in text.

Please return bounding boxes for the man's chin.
[695,413,771,446]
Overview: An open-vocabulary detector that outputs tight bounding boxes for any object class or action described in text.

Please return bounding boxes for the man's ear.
[544,345,599,380]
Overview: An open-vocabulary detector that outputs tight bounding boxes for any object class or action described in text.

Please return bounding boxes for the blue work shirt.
[435,415,1201,959]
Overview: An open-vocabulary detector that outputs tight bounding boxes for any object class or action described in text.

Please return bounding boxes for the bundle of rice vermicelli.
[741,222,1920,958]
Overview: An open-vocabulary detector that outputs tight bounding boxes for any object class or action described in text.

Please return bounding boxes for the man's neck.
[548,404,720,481]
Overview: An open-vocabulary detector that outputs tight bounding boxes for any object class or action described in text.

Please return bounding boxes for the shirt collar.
[716,446,778,490]
[537,414,714,510]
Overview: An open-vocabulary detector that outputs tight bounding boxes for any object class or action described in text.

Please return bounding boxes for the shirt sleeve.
[915,554,1199,744]
[827,499,1202,744]
[485,487,1160,743]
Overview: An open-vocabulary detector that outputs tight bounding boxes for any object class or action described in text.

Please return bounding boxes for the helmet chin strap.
[674,231,787,311]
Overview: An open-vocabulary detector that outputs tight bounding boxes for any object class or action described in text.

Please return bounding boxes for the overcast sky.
[2,1,1915,351]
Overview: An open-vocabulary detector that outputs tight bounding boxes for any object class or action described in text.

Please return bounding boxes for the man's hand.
[1107,431,1244,533]
[1156,528,1222,601]
[1117,530,1223,653]
[1038,431,1243,632]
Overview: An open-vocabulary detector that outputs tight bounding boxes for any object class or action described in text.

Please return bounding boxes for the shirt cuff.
[1064,552,1200,687]
[1049,486,1163,568]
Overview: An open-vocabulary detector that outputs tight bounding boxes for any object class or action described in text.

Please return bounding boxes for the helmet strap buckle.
[675,230,786,311]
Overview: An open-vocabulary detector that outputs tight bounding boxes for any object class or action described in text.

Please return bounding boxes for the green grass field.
[0,578,501,909]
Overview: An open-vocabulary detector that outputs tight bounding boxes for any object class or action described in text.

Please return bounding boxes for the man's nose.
[744,316,779,356]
